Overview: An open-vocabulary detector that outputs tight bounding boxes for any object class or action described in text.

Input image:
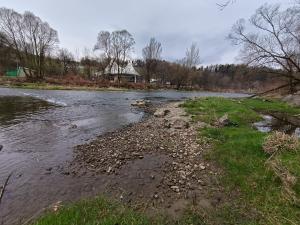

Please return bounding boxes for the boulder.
[154,109,170,118]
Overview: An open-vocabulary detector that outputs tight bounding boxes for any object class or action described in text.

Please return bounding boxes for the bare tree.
[0,8,59,80]
[94,30,135,81]
[217,0,236,10]
[229,3,300,93]
[111,30,135,76]
[183,43,201,69]
[142,37,162,82]
[58,48,74,76]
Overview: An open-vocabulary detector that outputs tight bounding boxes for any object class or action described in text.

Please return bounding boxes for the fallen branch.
[0,173,12,205]
[248,81,300,98]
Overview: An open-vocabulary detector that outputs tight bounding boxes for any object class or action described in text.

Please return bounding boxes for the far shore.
[0,81,253,94]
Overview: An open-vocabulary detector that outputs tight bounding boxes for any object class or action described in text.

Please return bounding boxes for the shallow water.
[253,113,300,137]
[0,87,248,224]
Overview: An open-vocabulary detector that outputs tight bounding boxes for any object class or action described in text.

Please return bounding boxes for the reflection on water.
[0,87,248,225]
[0,96,55,126]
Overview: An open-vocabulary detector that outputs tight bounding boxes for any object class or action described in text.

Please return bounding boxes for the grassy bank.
[0,83,131,92]
[183,97,300,224]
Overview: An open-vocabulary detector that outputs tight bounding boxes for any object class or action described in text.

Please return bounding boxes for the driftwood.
[248,81,300,98]
[0,173,12,205]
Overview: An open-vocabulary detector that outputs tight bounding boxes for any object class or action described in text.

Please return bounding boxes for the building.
[100,61,142,83]
[5,67,28,77]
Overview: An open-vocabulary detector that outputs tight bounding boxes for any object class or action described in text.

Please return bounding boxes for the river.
[0,87,248,224]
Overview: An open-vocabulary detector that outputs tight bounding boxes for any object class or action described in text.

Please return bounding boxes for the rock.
[171,186,180,192]
[0,145,3,151]
[107,166,112,173]
[131,100,149,107]
[218,114,230,127]
[171,117,189,129]
[199,165,206,170]
[153,194,159,199]
[154,109,170,118]
[217,114,237,127]
[70,124,78,129]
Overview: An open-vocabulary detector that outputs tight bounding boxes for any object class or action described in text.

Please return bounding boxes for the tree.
[229,3,300,93]
[94,30,135,81]
[183,43,201,69]
[217,0,236,10]
[58,48,74,76]
[0,8,59,80]
[142,37,162,82]
[111,30,135,77]
[94,31,113,73]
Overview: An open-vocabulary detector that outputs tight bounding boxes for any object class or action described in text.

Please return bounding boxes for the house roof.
[105,61,141,76]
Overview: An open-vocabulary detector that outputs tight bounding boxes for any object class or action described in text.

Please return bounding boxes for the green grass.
[33,197,155,225]
[183,97,300,225]
[32,197,207,225]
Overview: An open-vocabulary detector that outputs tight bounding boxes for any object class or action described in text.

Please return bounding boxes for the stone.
[154,109,170,118]
[171,186,180,192]
[107,166,112,173]
[70,124,77,129]
[131,100,149,107]
[218,114,230,127]
[0,145,3,151]
[171,117,190,129]
[199,165,206,170]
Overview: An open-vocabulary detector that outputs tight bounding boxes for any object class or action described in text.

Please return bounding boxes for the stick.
[0,173,12,205]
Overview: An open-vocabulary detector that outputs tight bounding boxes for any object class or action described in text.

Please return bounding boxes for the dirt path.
[68,102,225,218]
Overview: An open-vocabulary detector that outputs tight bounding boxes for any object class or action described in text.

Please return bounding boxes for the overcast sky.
[1,0,295,65]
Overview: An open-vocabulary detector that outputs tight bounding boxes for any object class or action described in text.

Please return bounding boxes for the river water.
[0,87,248,224]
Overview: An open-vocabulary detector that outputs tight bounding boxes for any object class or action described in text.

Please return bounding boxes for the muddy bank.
[68,102,225,217]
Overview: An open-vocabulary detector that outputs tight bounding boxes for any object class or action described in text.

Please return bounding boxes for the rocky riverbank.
[68,102,225,217]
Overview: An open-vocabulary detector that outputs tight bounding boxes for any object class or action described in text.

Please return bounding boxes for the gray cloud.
[1,0,294,64]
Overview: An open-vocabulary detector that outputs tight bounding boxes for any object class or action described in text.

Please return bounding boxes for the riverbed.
[0,88,248,225]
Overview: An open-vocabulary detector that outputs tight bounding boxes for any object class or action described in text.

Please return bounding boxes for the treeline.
[134,61,287,91]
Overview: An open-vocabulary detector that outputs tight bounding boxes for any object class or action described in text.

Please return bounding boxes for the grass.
[32,197,157,225]
[183,97,300,225]
[0,82,130,92]
[32,197,206,225]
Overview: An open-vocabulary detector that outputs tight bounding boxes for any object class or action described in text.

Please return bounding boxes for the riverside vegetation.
[32,97,300,225]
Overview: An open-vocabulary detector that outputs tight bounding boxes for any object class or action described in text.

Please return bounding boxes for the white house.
[101,61,142,83]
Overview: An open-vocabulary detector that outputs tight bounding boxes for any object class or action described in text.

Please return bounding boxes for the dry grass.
[266,158,298,203]
[263,131,299,156]
[263,132,299,204]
